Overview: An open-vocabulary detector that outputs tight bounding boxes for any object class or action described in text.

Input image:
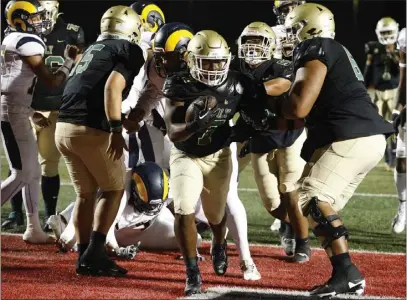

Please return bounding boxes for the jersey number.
[197,120,225,146]
[70,44,105,76]
[45,55,64,70]
[343,46,364,81]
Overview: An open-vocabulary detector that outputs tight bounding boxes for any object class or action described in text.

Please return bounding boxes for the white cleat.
[392,202,406,234]
[46,214,67,239]
[23,230,55,244]
[270,219,281,232]
[240,260,261,281]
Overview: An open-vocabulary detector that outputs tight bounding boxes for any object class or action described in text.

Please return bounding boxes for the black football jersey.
[365,41,399,90]
[58,39,144,132]
[163,71,245,157]
[293,37,394,161]
[31,18,85,110]
[238,59,304,153]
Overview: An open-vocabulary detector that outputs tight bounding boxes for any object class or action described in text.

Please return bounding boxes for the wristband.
[63,58,74,70]
[108,120,123,132]
[399,62,406,68]
[185,121,199,134]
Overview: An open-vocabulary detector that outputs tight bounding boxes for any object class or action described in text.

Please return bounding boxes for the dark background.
[1,0,406,69]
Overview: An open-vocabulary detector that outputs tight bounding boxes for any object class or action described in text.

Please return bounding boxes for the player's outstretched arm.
[23,45,79,88]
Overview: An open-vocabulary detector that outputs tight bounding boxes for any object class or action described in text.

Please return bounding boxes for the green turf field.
[1,152,406,253]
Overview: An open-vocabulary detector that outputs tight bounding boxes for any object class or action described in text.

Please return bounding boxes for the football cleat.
[46,214,67,239]
[185,268,202,296]
[1,211,24,230]
[310,264,366,298]
[392,201,406,234]
[279,223,295,256]
[76,256,128,277]
[240,260,261,281]
[293,243,312,263]
[210,240,228,276]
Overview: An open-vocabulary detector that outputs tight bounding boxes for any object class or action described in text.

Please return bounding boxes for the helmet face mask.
[376,17,399,45]
[39,0,59,35]
[239,35,274,66]
[273,0,305,25]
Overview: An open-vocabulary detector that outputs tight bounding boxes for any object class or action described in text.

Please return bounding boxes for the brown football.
[185,96,217,123]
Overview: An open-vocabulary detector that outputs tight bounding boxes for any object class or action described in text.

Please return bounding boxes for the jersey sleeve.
[292,38,330,71]
[264,59,293,81]
[398,28,406,53]
[15,35,45,57]
[115,43,145,86]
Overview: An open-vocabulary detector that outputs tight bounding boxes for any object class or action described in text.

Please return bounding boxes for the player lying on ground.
[1,0,78,244]
[269,3,394,297]
[235,21,311,263]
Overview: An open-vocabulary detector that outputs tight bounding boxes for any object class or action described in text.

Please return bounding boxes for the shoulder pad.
[66,23,81,32]
[11,33,45,57]
[365,41,381,55]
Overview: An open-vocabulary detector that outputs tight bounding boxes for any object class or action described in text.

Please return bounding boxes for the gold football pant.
[170,146,232,225]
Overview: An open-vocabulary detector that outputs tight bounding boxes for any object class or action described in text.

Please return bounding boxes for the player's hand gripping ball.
[185,95,218,129]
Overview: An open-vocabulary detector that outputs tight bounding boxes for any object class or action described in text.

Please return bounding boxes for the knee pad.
[309,197,349,249]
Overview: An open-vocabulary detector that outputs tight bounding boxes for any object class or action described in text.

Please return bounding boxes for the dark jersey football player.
[270,3,394,297]
[163,30,246,296]
[2,0,86,232]
[364,17,400,170]
[56,6,144,277]
[235,21,311,263]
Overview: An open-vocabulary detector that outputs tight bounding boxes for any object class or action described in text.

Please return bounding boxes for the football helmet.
[376,17,399,45]
[273,0,305,25]
[187,30,231,86]
[99,6,142,45]
[238,22,277,66]
[152,22,194,77]
[38,0,58,35]
[5,0,46,35]
[130,1,165,33]
[284,3,335,49]
[130,162,169,216]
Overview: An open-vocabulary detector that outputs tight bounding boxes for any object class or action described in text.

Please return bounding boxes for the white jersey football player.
[1,0,78,244]
[271,0,305,59]
[391,27,406,233]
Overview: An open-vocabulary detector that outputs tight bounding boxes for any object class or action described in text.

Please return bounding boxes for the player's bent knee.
[308,197,349,249]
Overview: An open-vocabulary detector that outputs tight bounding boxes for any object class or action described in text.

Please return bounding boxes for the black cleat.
[76,256,128,277]
[279,222,295,256]
[184,268,202,296]
[293,243,312,263]
[310,264,366,298]
[2,212,24,230]
[211,240,228,276]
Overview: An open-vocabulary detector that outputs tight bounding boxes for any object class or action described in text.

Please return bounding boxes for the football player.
[272,0,305,59]
[270,0,305,233]
[364,17,400,170]
[124,22,260,280]
[48,162,202,257]
[2,0,86,232]
[1,0,78,244]
[271,3,394,297]
[236,21,311,263]
[55,6,144,277]
[391,27,406,233]
[163,30,249,295]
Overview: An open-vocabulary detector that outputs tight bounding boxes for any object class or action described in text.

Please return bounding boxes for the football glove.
[115,241,141,260]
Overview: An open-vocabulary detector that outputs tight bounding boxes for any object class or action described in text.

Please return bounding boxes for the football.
[185,96,218,123]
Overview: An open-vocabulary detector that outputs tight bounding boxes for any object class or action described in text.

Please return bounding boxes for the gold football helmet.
[376,17,399,45]
[273,0,305,25]
[238,22,276,66]
[39,0,59,35]
[100,6,142,45]
[186,30,231,86]
[284,2,335,48]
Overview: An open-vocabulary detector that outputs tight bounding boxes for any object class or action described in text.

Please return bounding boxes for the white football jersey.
[1,32,45,107]
[398,27,406,54]
[272,24,286,59]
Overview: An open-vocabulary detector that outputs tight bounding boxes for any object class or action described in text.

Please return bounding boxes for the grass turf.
[1,152,405,253]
